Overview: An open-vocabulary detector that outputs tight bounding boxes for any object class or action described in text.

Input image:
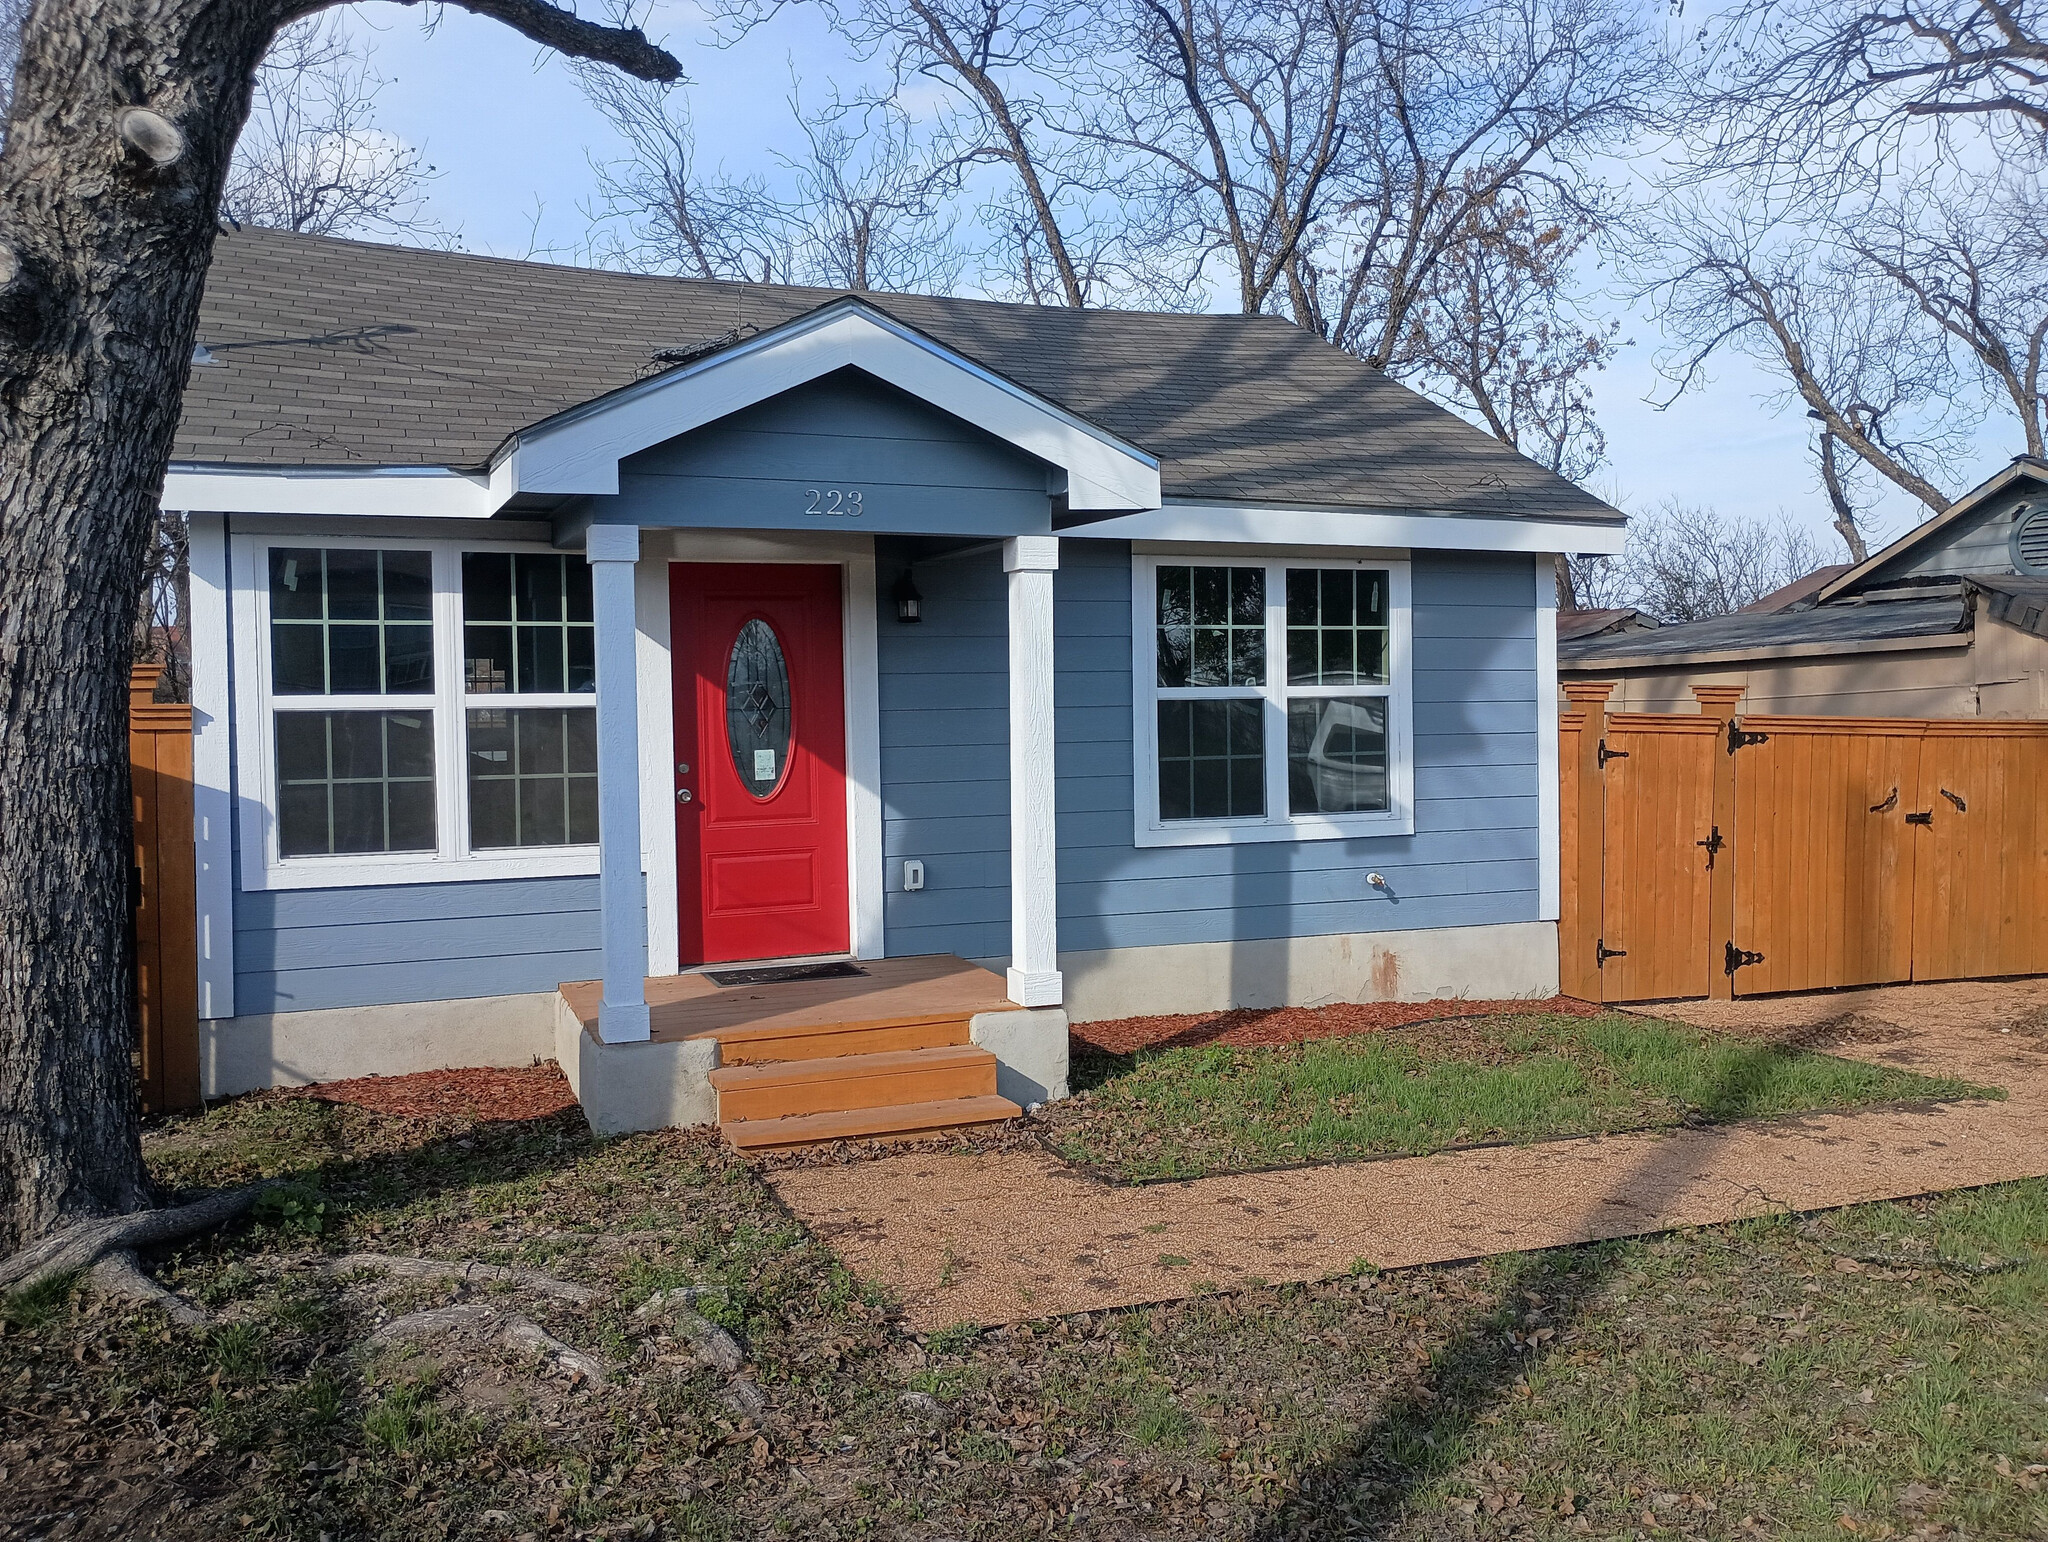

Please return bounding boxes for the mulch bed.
[290,1064,579,1124]
[1072,994,1604,1055]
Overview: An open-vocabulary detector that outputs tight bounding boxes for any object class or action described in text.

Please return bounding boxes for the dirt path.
[769,981,2048,1330]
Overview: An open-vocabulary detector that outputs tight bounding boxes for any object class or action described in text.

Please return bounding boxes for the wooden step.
[707,1013,971,1066]
[712,1044,998,1122]
[721,1094,1022,1151]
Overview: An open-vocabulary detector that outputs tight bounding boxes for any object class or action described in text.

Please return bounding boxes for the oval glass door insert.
[726,618,792,798]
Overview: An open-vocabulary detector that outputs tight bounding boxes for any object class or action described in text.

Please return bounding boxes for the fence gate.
[1562,684,2048,1004]
[130,665,200,1111]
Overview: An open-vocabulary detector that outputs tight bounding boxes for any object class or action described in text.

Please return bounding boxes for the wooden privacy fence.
[1561,681,2048,1004]
[131,664,200,1110]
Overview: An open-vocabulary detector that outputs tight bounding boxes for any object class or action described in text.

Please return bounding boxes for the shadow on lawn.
[1245,1017,1921,1538]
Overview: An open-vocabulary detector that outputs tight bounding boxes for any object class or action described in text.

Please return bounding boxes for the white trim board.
[1129,549,1417,848]
[1077,503,1628,556]
[187,514,236,1019]
[228,527,604,891]
[1535,558,1561,923]
[164,300,1163,521]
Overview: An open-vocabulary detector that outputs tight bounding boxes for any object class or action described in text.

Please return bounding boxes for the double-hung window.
[236,532,602,889]
[1133,549,1412,846]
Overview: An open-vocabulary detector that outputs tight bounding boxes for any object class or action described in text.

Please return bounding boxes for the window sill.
[242,847,603,892]
[1133,812,1414,848]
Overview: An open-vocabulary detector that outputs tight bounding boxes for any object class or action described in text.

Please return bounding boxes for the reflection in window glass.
[1157,699,1264,820]
[1156,565,1265,687]
[1286,569,1389,685]
[461,552,595,694]
[269,548,433,695]
[466,707,598,848]
[274,711,436,856]
[1287,697,1389,814]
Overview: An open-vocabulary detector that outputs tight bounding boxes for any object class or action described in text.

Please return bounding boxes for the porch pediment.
[504,298,1162,515]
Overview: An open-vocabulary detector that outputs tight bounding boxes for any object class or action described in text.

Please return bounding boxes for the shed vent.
[2014,504,2048,575]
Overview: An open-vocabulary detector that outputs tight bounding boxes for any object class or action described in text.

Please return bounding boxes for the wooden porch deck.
[557,954,1020,1049]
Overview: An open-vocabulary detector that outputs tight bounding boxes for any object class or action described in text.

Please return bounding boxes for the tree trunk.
[0,0,674,1256]
[0,0,283,1253]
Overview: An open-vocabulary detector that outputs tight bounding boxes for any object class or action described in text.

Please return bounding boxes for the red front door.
[672,564,850,965]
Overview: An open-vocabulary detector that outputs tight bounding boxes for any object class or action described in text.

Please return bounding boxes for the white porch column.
[588,524,651,1044]
[1004,535,1062,1007]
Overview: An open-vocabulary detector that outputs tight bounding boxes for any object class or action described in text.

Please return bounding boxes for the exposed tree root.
[0,1183,275,1325]
[87,1249,211,1327]
[635,1287,744,1373]
[324,1252,599,1304]
[370,1302,609,1387]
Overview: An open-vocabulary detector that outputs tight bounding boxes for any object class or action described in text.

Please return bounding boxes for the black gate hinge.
[1596,939,1628,968]
[1696,825,1723,869]
[1724,941,1765,975]
[1727,720,1769,754]
[1597,738,1630,768]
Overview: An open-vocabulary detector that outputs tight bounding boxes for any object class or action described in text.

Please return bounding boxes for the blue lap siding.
[874,538,1543,963]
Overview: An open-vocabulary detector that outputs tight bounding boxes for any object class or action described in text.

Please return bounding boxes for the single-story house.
[169,227,1624,1137]
[1559,458,2048,718]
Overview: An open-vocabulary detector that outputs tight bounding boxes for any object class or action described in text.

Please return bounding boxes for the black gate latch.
[1905,810,1933,826]
[1724,941,1765,975]
[1696,825,1723,869]
[1727,720,1770,754]
[1597,739,1630,768]
[1595,939,1628,968]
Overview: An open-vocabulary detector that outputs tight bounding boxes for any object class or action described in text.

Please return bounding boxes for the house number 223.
[804,488,864,517]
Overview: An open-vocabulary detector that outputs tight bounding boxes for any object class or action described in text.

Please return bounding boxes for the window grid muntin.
[1137,553,1411,841]
[1157,698,1266,820]
[273,708,437,856]
[1156,564,1266,688]
[461,552,596,695]
[1285,567,1389,687]
[268,546,434,696]
[466,705,599,849]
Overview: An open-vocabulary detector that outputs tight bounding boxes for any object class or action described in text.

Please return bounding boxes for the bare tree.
[0,0,677,1268]
[1298,0,1662,364]
[222,14,440,239]
[132,510,189,704]
[1681,0,2048,190]
[1071,0,1357,317]
[585,77,962,291]
[1575,500,1830,621]
[1398,188,1619,484]
[1643,205,1969,560]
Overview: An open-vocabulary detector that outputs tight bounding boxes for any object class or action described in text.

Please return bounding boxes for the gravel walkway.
[769,980,2048,1330]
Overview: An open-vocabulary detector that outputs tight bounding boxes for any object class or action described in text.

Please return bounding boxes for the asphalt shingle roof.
[1558,596,1968,664]
[178,227,1621,522]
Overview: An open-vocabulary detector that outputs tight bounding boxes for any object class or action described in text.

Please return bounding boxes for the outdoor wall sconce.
[894,570,924,623]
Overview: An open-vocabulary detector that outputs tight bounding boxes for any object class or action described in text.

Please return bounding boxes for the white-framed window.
[1130,548,1414,847]
[231,531,601,890]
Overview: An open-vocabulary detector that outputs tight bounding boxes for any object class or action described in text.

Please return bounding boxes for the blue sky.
[330,0,2014,558]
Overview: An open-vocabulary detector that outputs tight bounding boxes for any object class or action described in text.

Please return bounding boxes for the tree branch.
[414,0,681,81]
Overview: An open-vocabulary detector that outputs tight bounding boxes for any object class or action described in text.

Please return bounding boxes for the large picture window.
[1133,551,1411,847]
[236,533,603,889]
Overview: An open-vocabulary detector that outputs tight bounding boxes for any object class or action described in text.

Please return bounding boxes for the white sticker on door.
[753,748,777,782]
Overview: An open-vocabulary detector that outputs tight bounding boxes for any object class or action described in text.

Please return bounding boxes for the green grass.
[1043,1011,1992,1181]
[4,1075,2042,1540]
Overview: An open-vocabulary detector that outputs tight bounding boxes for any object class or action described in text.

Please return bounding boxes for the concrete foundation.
[551,996,720,1135]
[1055,920,1560,1022]
[199,991,557,1098]
[969,1008,1070,1108]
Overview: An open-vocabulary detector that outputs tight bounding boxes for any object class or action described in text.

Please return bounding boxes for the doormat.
[704,960,869,988]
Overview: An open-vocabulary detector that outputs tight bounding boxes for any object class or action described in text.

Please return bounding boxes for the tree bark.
[0,0,675,1256]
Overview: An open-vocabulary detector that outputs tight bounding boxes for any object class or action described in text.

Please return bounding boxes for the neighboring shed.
[1559,459,2048,718]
